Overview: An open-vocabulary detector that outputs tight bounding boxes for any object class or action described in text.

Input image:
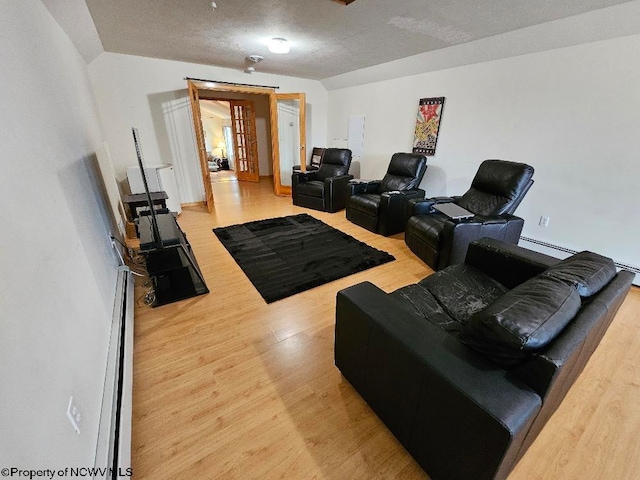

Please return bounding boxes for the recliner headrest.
[376,152,428,193]
[321,148,352,168]
[456,160,534,216]
[470,160,534,201]
[387,152,428,179]
[314,148,353,181]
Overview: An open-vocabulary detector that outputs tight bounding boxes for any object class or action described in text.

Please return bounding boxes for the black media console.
[138,213,209,306]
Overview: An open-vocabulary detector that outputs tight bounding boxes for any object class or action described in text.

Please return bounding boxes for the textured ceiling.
[84,0,633,80]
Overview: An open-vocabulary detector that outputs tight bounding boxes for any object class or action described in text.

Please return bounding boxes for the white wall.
[201,114,224,153]
[327,34,640,268]
[88,53,328,202]
[0,0,117,469]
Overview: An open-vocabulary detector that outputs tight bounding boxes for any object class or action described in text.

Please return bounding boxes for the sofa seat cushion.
[295,180,325,198]
[460,275,581,367]
[418,264,508,324]
[406,213,448,249]
[348,194,381,215]
[390,284,461,333]
[543,251,616,297]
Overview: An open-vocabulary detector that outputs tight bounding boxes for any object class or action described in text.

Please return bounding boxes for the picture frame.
[412,97,445,156]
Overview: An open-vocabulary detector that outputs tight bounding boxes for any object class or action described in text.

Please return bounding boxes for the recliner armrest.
[324,174,354,213]
[325,174,354,184]
[292,164,319,172]
[407,196,455,217]
[348,179,381,195]
[473,215,507,225]
[380,189,425,199]
[292,170,317,186]
[473,214,527,225]
[378,189,426,235]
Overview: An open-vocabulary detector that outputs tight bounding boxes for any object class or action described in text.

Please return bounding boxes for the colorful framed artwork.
[412,97,445,156]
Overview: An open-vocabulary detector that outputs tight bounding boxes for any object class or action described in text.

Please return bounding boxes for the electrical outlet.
[539,216,550,227]
[67,396,82,434]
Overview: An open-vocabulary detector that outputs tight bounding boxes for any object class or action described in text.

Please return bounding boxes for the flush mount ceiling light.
[268,38,290,54]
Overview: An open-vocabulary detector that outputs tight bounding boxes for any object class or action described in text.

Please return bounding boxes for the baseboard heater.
[520,236,640,285]
[94,266,134,479]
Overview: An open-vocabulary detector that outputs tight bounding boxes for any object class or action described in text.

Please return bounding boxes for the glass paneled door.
[269,93,306,196]
[230,100,259,182]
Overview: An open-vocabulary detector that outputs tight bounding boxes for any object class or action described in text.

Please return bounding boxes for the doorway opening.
[199,99,235,180]
[186,79,306,213]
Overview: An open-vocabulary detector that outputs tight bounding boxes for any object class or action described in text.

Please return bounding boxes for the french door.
[229,100,259,182]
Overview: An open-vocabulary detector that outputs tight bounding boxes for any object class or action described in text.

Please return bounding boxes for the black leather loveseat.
[335,238,633,480]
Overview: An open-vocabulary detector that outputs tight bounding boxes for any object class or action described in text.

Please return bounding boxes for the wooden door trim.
[188,80,275,96]
[269,93,306,197]
[187,80,215,213]
[186,81,305,203]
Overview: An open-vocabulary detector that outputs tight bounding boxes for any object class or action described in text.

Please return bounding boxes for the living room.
[1,1,639,479]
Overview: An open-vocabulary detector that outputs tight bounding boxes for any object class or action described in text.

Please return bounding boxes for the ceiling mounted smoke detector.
[268,38,290,54]
[247,55,264,63]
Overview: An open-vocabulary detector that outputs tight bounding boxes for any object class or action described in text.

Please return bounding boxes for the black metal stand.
[139,213,209,307]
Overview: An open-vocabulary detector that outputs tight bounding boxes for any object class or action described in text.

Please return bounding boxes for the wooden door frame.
[187,81,215,213]
[186,79,305,206]
[269,93,306,197]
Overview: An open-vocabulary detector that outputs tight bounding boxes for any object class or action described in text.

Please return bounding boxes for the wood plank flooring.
[132,173,640,479]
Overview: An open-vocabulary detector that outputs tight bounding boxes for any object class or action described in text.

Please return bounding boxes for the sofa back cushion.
[543,251,616,297]
[460,275,581,366]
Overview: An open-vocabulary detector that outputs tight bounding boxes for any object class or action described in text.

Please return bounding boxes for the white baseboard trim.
[94,266,134,479]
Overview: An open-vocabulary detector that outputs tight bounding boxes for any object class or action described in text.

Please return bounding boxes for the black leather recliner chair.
[405,159,534,270]
[292,148,353,213]
[346,152,427,236]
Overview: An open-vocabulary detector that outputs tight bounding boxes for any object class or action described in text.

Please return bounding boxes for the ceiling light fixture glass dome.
[268,37,290,54]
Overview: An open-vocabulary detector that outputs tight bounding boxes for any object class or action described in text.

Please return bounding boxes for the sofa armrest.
[336,281,542,480]
[324,174,354,212]
[465,237,560,288]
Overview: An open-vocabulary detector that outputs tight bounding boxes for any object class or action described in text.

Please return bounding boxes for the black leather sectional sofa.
[335,238,633,480]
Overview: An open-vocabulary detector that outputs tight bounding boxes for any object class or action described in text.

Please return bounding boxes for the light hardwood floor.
[132,174,640,479]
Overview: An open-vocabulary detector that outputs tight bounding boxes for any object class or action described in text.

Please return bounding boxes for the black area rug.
[213,213,395,303]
